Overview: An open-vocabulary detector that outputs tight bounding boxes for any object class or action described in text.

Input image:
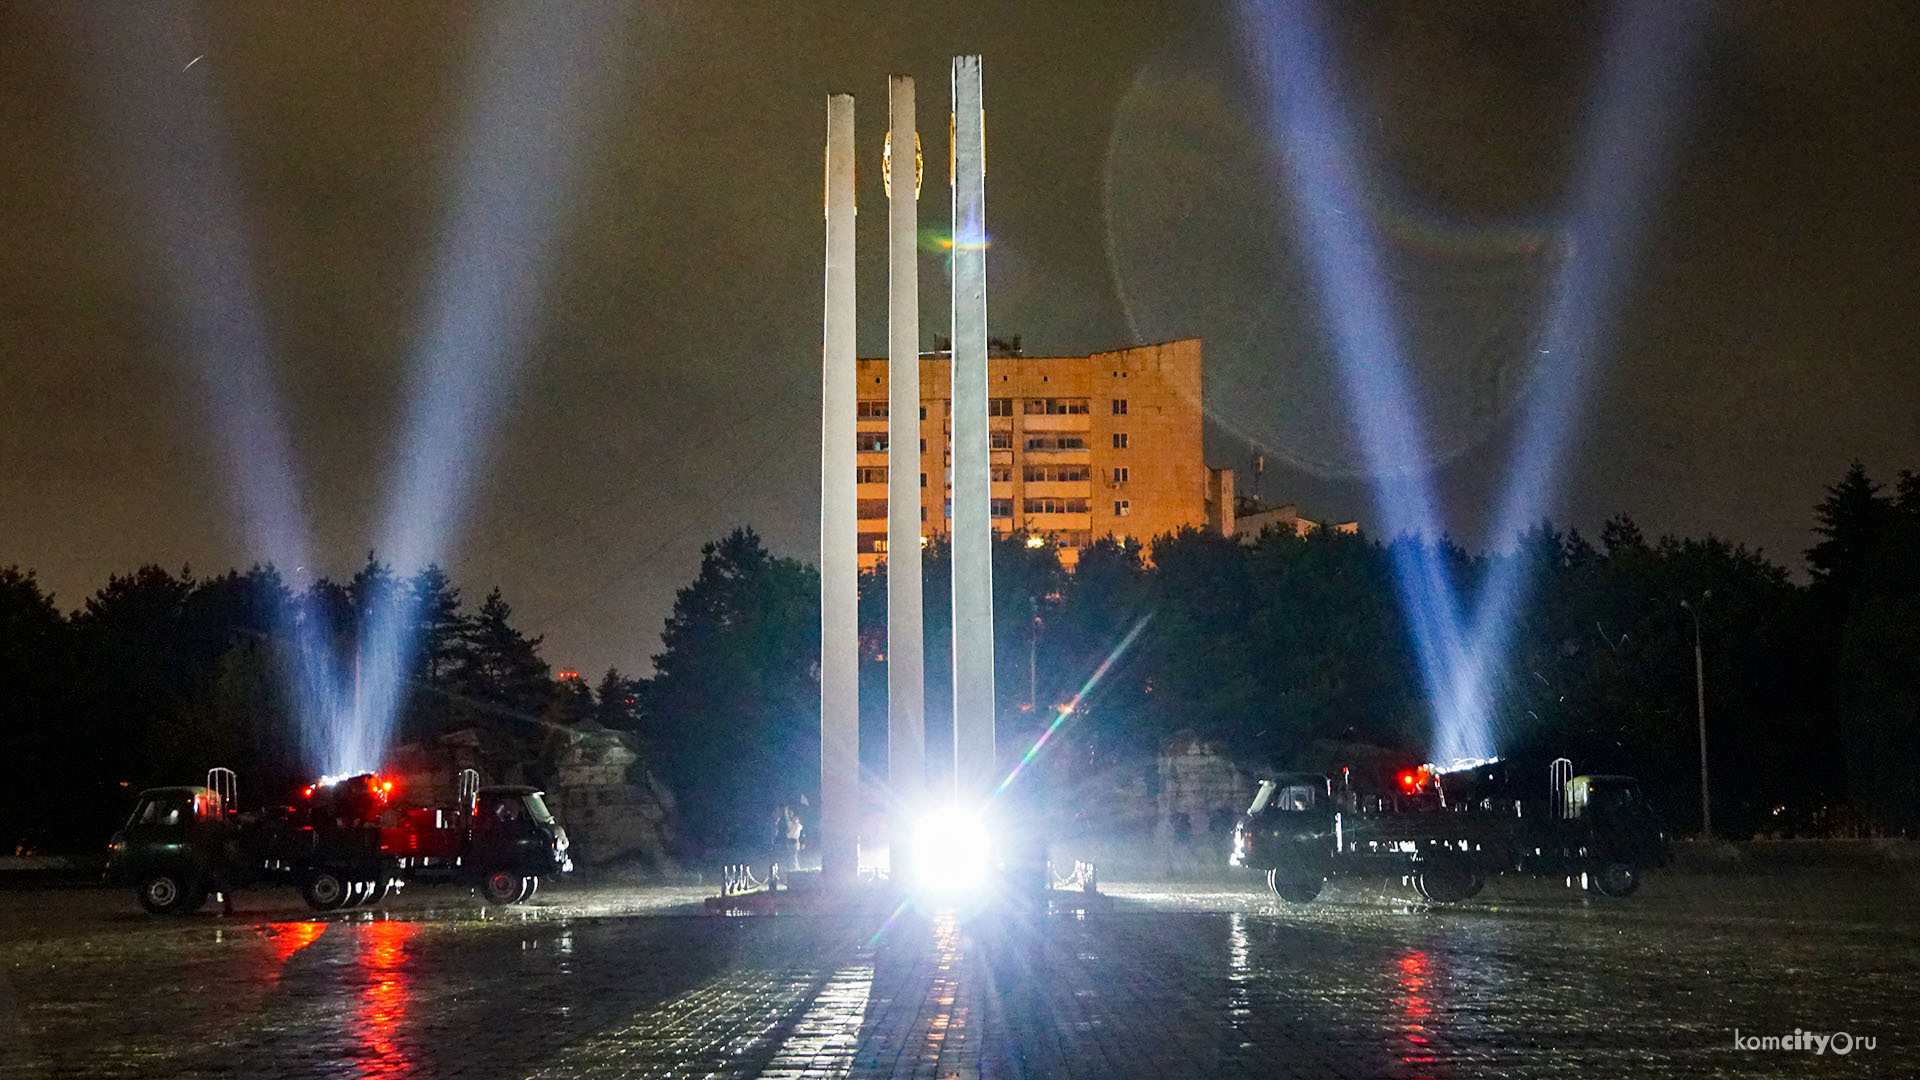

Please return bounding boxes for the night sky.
[2,1,1914,679]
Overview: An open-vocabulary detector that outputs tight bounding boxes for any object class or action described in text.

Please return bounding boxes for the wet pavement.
[2,870,1915,1078]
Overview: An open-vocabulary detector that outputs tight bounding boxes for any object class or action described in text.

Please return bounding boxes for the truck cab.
[1231,773,1334,901]
[106,786,232,914]
[465,786,573,904]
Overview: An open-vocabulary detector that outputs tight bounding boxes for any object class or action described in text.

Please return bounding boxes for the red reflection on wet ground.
[355,920,420,1078]
[1396,950,1440,1079]
[265,921,326,982]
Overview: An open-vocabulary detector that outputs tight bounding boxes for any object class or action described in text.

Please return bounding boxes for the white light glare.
[912,806,994,894]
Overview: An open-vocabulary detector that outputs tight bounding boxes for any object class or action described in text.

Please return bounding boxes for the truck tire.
[302,870,350,912]
[1413,866,1483,904]
[518,876,539,903]
[137,871,207,915]
[1586,862,1640,898]
[366,878,392,906]
[481,870,523,905]
[1265,868,1323,903]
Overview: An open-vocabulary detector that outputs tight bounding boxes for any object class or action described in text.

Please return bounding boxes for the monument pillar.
[886,76,927,826]
[819,93,859,887]
[949,57,996,807]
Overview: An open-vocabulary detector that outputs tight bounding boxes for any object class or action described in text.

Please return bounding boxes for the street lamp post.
[1681,592,1711,838]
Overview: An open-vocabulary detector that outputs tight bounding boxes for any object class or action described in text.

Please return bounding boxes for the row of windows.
[865,398,1129,418]
[863,432,1130,453]
[1026,435,1087,451]
[860,497,1122,521]
[865,463,1122,488]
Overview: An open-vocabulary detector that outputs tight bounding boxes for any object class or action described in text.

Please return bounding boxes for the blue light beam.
[1462,0,1701,747]
[76,7,345,768]
[1233,0,1490,761]
[343,1,633,774]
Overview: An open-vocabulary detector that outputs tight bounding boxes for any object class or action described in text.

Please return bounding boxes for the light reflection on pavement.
[0,872,1914,1078]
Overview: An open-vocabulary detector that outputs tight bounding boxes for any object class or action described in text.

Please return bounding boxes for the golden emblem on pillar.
[883,130,923,199]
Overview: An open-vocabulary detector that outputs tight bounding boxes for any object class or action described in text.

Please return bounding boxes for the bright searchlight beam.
[76,7,344,769]
[1460,0,1701,752]
[346,0,631,772]
[1234,0,1487,760]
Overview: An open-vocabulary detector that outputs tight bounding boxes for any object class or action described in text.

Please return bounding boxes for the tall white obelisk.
[820,93,859,887]
[886,76,927,825]
[949,57,996,807]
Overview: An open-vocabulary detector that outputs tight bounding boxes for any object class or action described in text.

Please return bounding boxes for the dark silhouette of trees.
[639,528,819,852]
[4,460,1918,854]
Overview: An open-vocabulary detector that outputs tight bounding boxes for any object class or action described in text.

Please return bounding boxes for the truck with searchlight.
[1231,756,1670,903]
[106,767,572,914]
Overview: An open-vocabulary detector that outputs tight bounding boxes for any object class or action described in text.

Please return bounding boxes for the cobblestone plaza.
[2,872,1913,1079]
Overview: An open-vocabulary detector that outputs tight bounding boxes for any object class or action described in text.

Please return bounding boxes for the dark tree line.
[5,462,1916,855]
[0,557,639,852]
[642,463,1920,849]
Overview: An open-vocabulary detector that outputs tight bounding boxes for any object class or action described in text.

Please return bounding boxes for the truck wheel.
[1414,866,1482,904]
[481,870,523,905]
[302,871,350,912]
[518,877,539,903]
[1586,862,1640,898]
[137,871,206,915]
[1265,868,1323,903]
[366,878,391,906]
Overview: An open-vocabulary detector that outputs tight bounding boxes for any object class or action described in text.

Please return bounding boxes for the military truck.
[106,768,572,914]
[1230,757,1670,903]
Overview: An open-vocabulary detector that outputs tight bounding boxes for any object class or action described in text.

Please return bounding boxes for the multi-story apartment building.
[854,338,1207,570]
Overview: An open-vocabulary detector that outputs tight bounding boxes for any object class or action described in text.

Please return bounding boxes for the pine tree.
[1807,461,1892,593]
[451,588,552,717]
[408,565,466,686]
[594,668,641,731]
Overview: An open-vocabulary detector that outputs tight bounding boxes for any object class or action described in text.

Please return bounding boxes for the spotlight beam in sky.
[76,6,343,767]
[1233,0,1487,761]
[345,0,632,773]
[1463,0,1702,730]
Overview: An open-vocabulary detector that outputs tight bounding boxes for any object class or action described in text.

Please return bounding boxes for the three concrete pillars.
[819,59,995,891]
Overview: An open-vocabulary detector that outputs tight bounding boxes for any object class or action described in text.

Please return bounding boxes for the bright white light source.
[913,806,994,894]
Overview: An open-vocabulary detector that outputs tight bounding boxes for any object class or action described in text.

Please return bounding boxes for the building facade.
[855,338,1207,570]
